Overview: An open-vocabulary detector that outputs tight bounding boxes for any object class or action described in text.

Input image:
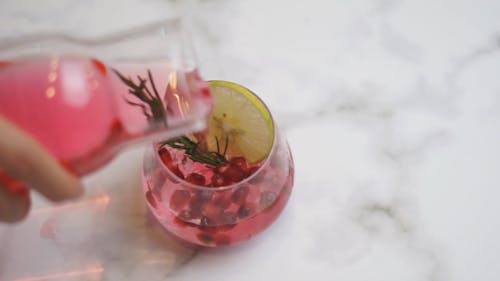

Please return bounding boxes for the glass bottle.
[0,18,212,176]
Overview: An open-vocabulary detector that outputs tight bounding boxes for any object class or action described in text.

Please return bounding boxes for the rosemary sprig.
[160,136,228,166]
[112,69,167,127]
[113,68,227,166]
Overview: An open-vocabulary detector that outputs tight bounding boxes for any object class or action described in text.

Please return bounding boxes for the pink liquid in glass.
[142,132,294,247]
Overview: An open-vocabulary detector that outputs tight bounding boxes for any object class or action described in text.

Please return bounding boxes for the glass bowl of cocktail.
[142,81,294,247]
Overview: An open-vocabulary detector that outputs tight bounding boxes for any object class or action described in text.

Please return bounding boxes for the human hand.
[0,117,83,222]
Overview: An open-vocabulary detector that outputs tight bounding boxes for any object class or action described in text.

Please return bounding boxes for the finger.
[0,181,31,223]
[0,117,83,201]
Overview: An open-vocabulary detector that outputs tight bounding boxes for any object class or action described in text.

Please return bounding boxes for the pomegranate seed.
[189,203,203,219]
[146,190,157,209]
[215,210,238,231]
[201,202,223,220]
[237,204,254,219]
[211,173,226,187]
[223,166,246,183]
[169,190,190,211]
[215,163,230,174]
[170,166,184,180]
[231,185,249,205]
[230,157,247,170]
[220,211,237,225]
[159,148,184,179]
[197,233,215,244]
[159,147,172,164]
[260,191,278,209]
[247,166,260,176]
[189,191,212,219]
[185,173,206,185]
[213,192,232,209]
[159,148,185,178]
[195,190,213,202]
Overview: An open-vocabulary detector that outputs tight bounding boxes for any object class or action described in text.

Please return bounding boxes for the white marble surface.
[1,0,500,280]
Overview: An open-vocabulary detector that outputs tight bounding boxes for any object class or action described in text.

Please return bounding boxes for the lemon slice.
[206,81,274,163]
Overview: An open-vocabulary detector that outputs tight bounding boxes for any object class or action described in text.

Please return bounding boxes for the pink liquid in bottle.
[0,56,212,176]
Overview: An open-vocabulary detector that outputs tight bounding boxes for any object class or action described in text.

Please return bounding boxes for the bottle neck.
[111,65,212,141]
[68,65,212,176]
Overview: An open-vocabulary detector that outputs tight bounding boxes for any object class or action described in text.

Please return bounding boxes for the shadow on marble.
[0,168,197,281]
